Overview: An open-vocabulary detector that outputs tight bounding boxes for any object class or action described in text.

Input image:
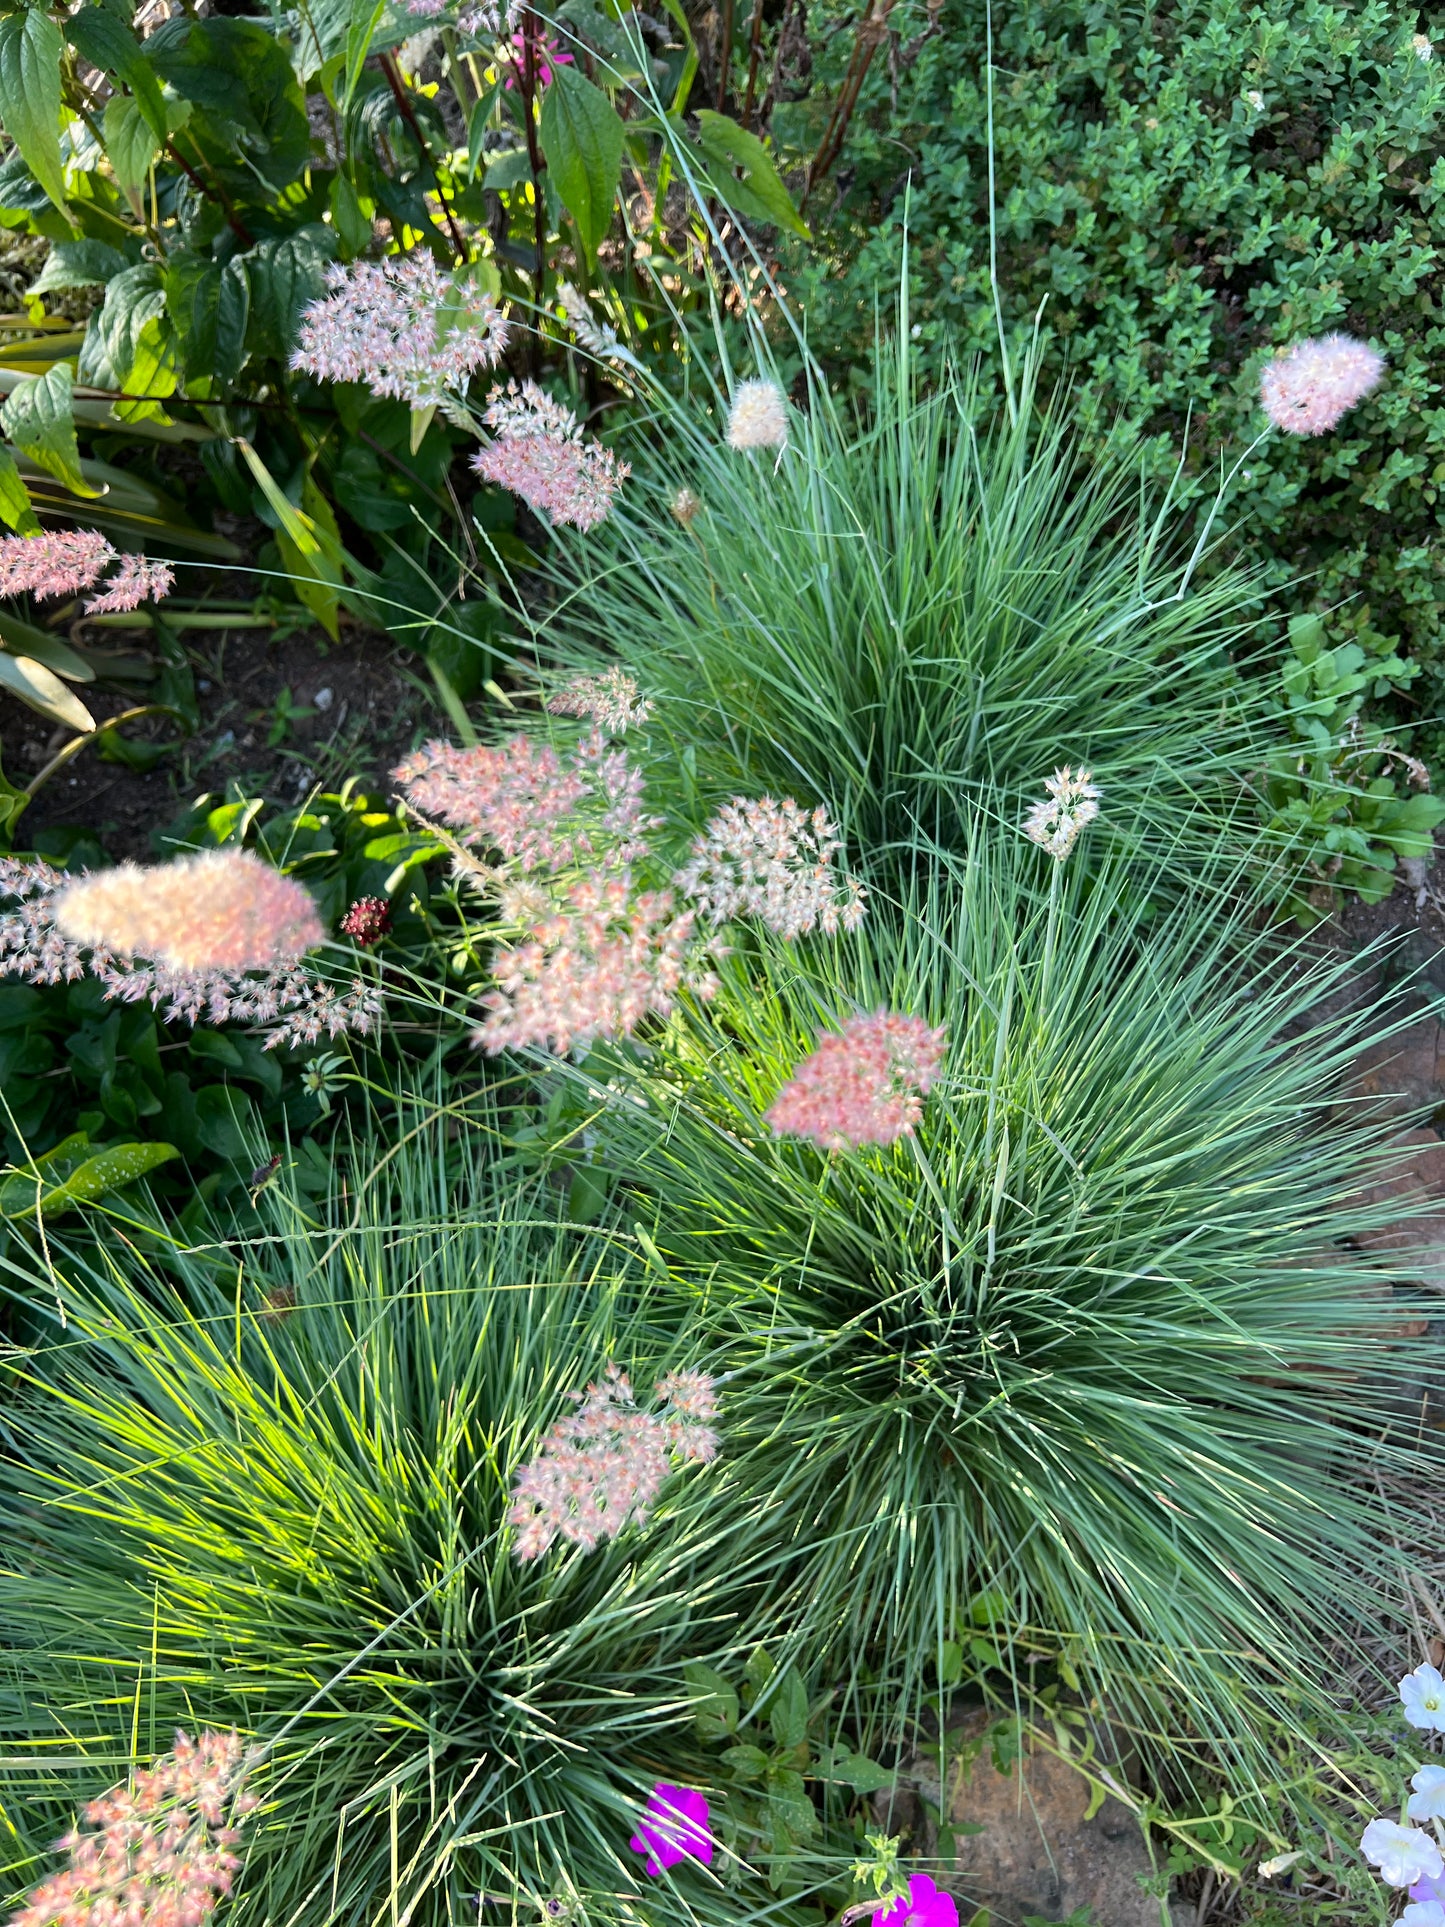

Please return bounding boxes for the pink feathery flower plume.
[0,851,381,1045]
[83,555,175,615]
[546,666,653,733]
[55,848,324,972]
[676,794,867,940]
[509,1362,720,1560]
[8,1728,258,1927]
[292,254,508,409]
[472,380,629,531]
[768,1011,947,1151]
[1259,333,1385,436]
[476,873,714,1055]
[395,730,656,872]
[0,533,174,612]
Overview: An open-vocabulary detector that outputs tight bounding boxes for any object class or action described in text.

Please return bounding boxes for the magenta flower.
[503,29,574,87]
[628,1784,713,1876]
[1258,332,1385,436]
[872,1875,958,1927]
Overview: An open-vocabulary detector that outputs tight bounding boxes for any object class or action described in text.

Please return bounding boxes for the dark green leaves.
[29,238,132,295]
[0,8,66,214]
[766,1665,808,1750]
[684,1658,739,1740]
[0,363,97,498]
[65,6,168,144]
[539,65,624,267]
[244,226,334,362]
[165,253,250,386]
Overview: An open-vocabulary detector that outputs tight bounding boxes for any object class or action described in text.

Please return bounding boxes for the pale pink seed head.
[54,849,324,972]
[1259,332,1386,436]
[84,556,175,615]
[545,667,653,733]
[726,379,788,451]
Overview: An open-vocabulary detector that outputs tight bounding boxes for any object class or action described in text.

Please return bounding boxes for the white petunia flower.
[1403,1664,1445,1732]
[1409,1765,1445,1823]
[1361,1817,1444,1888]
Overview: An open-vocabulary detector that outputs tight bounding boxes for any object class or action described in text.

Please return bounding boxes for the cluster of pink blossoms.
[676,795,866,940]
[394,727,655,873]
[291,254,508,409]
[0,531,174,613]
[472,382,629,531]
[9,1729,257,1927]
[394,676,866,1056]
[0,849,381,1044]
[767,1012,947,1151]
[477,876,709,1055]
[509,1363,720,1560]
[1259,332,1385,436]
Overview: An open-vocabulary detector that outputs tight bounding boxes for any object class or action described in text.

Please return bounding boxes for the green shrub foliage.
[785,0,1445,748]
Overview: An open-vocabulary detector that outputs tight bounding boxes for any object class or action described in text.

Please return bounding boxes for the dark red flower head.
[340,896,392,946]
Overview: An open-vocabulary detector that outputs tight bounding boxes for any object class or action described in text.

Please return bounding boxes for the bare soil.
[0,614,432,861]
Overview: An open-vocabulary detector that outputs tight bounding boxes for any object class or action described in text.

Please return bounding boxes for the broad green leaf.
[164,253,250,386]
[344,0,385,109]
[66,6,168,144]
[30,238,131,295]
[328,171,371,256]
[482,147,534,192]
[693,110,809,236]
[743,1646,774,1697]
[0,9,67,214]
[538,65,623,267]
[683,1659,739,1739]
[0,652,96,732]
[719,1743,770,1779]
[0,1138,178,1219]
[243,226,334,362]
[764,1766,817,1837]
[0,445,38,534]
[0,364,99,498]
[767,1667,808,1750]
[0,612,95,681]
[101,94,160,191]
[78,263,167,389]
[113,313,178,424]
[825,1753,896,1793]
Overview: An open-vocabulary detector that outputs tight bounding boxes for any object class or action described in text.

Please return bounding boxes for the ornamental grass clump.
[560,830,1443,1785]
[531,336,1275,890]
[0,1108,740,1927]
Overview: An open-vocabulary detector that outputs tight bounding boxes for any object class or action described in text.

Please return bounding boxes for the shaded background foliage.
[782,0,1445,752]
